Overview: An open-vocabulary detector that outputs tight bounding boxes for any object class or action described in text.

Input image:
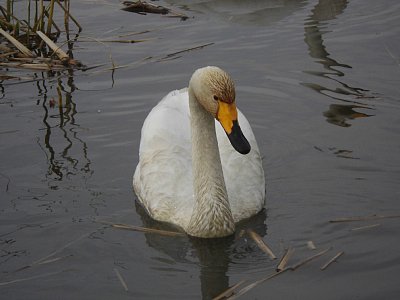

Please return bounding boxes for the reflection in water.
[324,104,373,127]
[37,71,92,186]
[303,0,374,126]
[135,202,268,299]
[170,0,307,26]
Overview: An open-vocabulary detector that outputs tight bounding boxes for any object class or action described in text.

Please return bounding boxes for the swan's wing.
[133,89,194,228]
[216,110,266,222]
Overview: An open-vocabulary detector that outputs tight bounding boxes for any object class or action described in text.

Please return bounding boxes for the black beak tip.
[227,121,251,155]
[232,138,251,154]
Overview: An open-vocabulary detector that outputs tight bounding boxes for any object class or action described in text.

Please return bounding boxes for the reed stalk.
[6,0,11,22]
[55,0,82,31]
[27,0,31,46]
[46,0,55,36]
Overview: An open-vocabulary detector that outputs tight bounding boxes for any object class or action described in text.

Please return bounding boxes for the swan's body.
[133,67,265,238]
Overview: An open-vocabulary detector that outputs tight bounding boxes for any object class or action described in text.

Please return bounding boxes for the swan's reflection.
[303,0,374,126]
[135,202,268,299]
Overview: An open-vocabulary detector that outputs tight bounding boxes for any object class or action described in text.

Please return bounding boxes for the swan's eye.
[213,95,219,101]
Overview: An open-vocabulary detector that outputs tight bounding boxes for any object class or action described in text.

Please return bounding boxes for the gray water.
[1,0,400,299]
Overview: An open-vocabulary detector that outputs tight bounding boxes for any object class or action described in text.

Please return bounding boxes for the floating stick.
[276,247,295,271]
[247,229,277,260]
[162,42,214,59]
[0,270,67,287]
[329,214,400,223]
[351,223,380,231]
[307,240,316,250]
[213,280,246,300]
[321,251,344,270]
[290,247,331,271]
[98,221,185,237]
[114,268,129,292]
[226,269,289,300]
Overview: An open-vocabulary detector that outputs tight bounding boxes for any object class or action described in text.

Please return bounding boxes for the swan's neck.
[186,87,235,238]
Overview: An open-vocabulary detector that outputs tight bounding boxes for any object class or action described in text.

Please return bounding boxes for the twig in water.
[14,231,92,272]
[329,214,400,223]
[307,240,316,250]
[161,42,214,60]
[247,229,276,260]
[276,247,295,271]
[114,268,129,292]
[226,269,289,300]
[36,254,73,266]
[289,247,331,271]
[213,280,246,300]
[93,39,149,44]
[321,251,344,270]
[351,223,380,231]
[0,269,68,287]
[384,44,400,67]
[97,221,185,237]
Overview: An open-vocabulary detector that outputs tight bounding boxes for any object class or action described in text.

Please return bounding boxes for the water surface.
[1,0,400,299]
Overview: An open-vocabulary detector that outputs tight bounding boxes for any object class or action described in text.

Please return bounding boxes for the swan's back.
[133,88,265,230]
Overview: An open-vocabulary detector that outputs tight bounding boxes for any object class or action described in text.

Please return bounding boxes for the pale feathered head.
[189,66,250,154]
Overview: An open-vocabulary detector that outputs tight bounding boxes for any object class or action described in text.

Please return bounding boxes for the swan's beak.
[217,101,251,155]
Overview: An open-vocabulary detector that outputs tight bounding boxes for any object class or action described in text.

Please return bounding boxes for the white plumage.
[133,67,265,238]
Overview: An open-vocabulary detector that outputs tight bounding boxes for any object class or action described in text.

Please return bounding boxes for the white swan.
[133,66,265,238]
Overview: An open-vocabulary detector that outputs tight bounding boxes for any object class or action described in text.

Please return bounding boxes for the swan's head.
[189,66,251,154]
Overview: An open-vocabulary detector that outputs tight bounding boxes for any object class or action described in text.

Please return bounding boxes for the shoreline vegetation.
[0,0,84,75]
[0,1,195,82]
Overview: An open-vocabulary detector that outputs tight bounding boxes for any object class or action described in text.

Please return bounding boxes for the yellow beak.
[217,101,238,134]
[216,101,251,155]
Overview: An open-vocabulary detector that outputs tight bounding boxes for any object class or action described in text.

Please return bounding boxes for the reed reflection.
[135,202,268,299]
[324,104,373,127]
[38,72,92,185]
[303,0,373,126]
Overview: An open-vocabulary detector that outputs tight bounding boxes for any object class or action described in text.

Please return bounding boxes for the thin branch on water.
[97,221,186,237]
[160,42,214,60]
[289,247,331,271]
[213,280,247,300]
[36,254,73,266]
[307,240,317,250]
[329,214,400,223]
[350,223,381,231]
[14,231,92,273]
[321,251,344,270]
[225,247,332,299]
[0,269,69,287]
[226,269,289,300]
[276,247,295,271]
[114,268,129,292]
[247,229,277,260]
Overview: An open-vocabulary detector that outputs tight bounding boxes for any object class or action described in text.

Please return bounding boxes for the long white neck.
[186,87,235,238]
